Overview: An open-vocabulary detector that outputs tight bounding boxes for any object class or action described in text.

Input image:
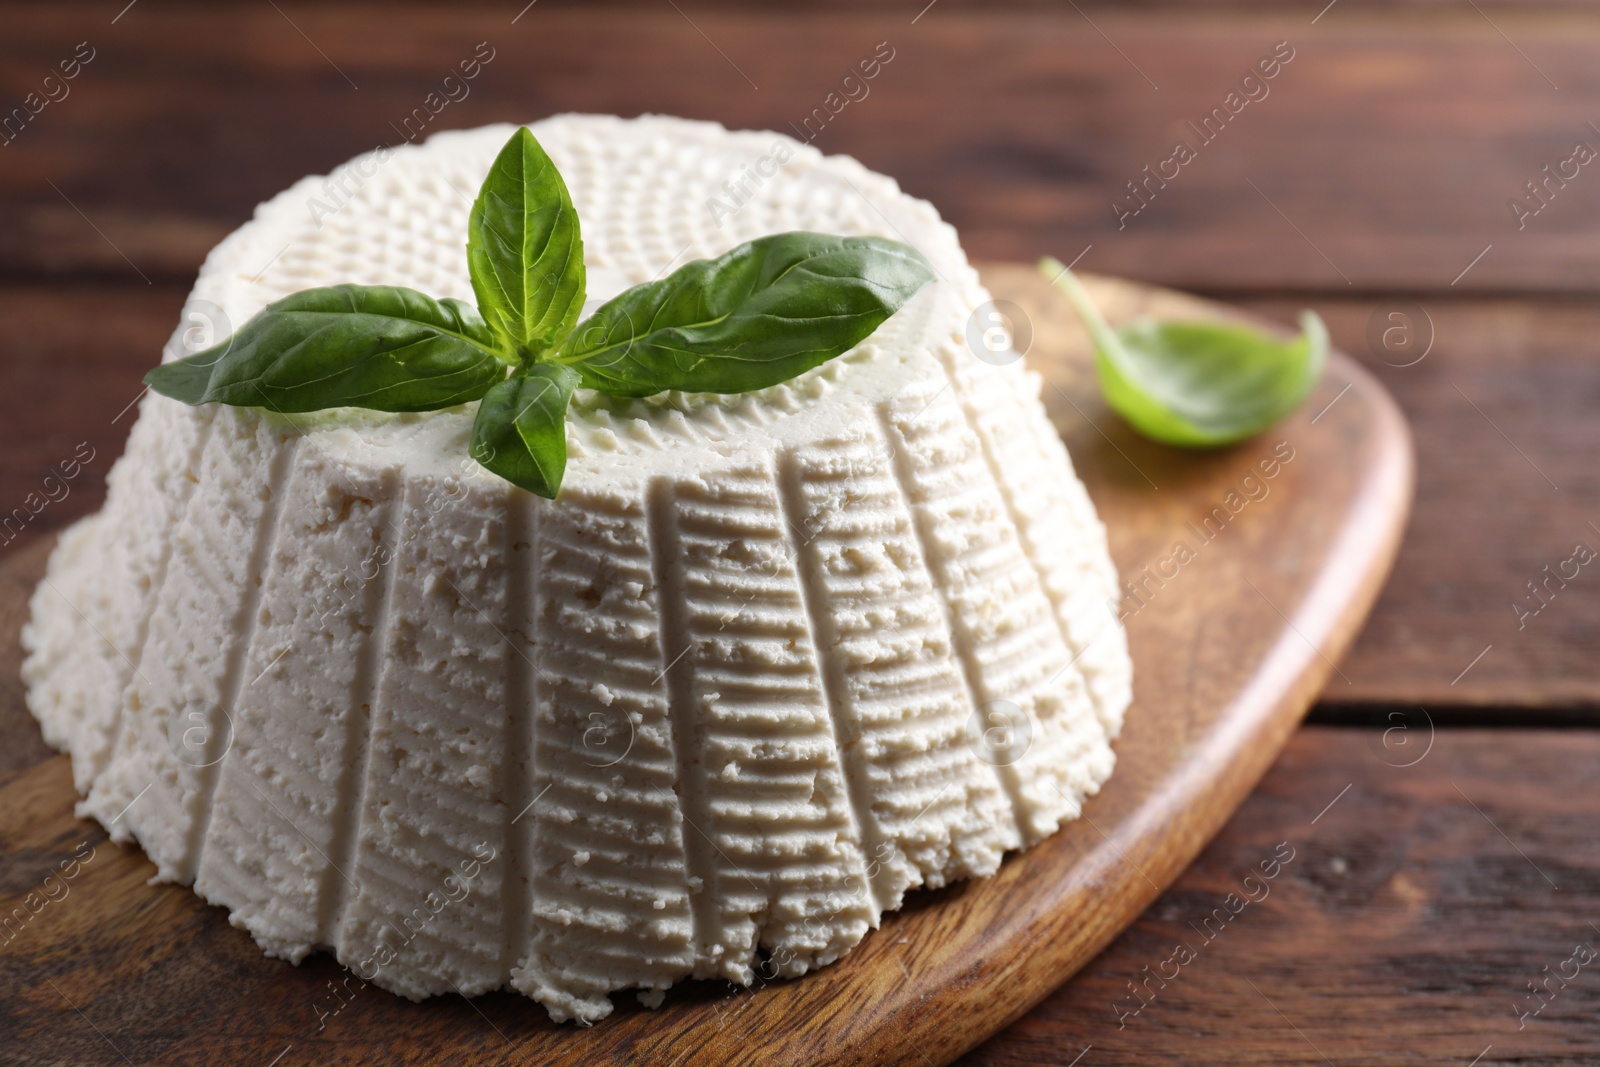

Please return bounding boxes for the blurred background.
[3,1,1597,1063]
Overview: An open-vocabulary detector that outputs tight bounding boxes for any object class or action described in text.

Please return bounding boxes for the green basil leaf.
[146,342,229,406]
[555,232,935,397]
[467,127,585,357]
[1042,258,1327,447]
[469,363,578,499]
[144,285,510,413]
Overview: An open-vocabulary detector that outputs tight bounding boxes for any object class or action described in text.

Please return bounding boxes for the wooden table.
[2,3,1596,1063]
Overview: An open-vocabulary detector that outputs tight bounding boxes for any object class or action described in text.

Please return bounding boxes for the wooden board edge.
[892,291,1419,1066]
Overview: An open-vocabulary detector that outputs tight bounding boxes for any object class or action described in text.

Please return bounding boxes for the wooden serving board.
[0,268,1412,1067]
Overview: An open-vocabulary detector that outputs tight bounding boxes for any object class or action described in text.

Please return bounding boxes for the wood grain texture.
[0,537,55,778]
[3,4,1600,292]
[0,270,1412,1066]
[0,285,180,559]
[958,725,1600,1066]
[1245,296,1600,710]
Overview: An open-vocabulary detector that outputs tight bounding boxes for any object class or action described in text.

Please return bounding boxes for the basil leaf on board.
[467,126,586,358]
[469,363,579,499]
[144,285,511,413]
[554,232,935,397]
[1041,257,1327,447]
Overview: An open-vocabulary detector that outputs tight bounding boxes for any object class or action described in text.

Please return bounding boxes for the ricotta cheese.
[21,114,1131,1023]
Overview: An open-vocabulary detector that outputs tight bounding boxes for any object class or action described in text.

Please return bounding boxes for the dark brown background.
[2,1,1596,1063]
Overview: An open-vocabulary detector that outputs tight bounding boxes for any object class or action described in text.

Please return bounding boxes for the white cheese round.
[22,114,1130,1023]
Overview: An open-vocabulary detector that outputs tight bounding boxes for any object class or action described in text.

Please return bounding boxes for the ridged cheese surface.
[22,114,1130,1023]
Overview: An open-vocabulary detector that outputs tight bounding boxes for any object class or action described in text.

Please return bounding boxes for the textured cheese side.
[334,473,522,997]
[193,444,398,958]
[781,433,1017,900]
[22,114,1132,1024]
[513,482,696,1020]
[83,409,298,878]
[23,393,213,793]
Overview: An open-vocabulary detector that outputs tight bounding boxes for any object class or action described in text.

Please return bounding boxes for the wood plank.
[0,537,55,778]
[3,5,1600,291]
[0,285,184,547]
[959,725,1600,1066]
[1239,296,1600,709]
[0,271,1411,1065]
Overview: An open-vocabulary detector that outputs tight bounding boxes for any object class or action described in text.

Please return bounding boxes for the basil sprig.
[146,128,935,498]
[1041,257,1326,448]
